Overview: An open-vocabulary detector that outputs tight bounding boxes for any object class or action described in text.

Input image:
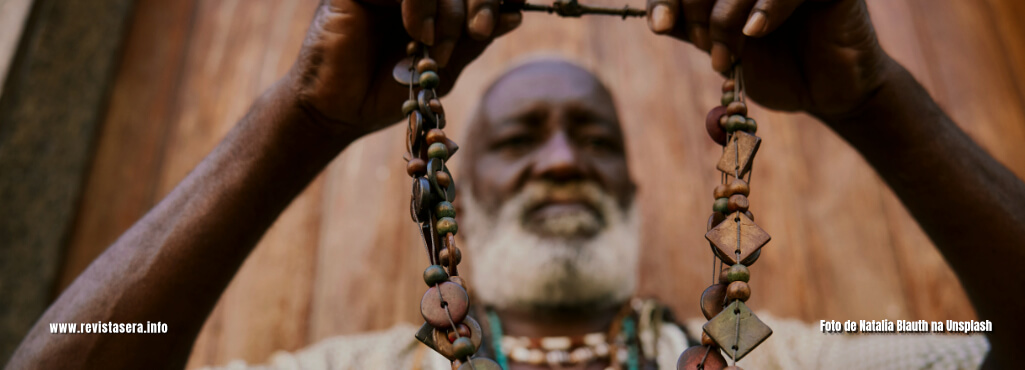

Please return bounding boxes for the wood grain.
[55,0,1025,367]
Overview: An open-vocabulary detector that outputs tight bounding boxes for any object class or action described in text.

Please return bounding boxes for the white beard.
[461,181,640,310]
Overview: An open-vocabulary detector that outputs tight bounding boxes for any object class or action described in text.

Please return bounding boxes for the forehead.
[481,62,618,123]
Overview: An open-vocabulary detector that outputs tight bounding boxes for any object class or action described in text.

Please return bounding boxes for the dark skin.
[8,0,1025,368]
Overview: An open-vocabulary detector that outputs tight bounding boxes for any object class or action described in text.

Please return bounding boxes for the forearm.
[824,60,1025,367]
[9,79,351,369]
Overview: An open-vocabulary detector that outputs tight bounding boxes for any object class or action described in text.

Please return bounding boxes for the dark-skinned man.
[8,0,1025,368]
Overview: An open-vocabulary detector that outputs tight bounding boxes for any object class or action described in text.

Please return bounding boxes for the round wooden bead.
[436,171,451,188]
[721,92,735,106]
[435,317,483,360]
[429,99,445,116]
[726,179,749,196]
[719,268,731,285]
[727,194,749,212]
[719,114,729,129]
[726,101,747,116]
[745,117,757,133]
[452,337,476,358]
[426,129,446,145]
[406,41,421,56]
[448,276,468,295]
[713,184,729,199]
[424,265,449,286]
[677,345,727,370]
[713,198,729,213]
[416,58,438,74]
[447,323,472,342]
[721,79,736,93]
[726,264,750,283]
[701,332,715,346]
[420,71,440,89]
[457,358,502,370]
[407,158,426,177]
[707,212,725,232]
[435,201,456,218]
[700,284,727,320]
[724,115,747,132]
[439,247,461,266]
[437,217,458,235]
[402,99,419,116]
[428,142,449,160]
[726,281,751,302]
[420,282,469,328]
[705,106,728,146]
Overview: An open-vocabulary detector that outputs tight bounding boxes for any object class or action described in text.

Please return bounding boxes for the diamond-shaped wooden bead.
[702,300,772,361]
[705,211,770,265]
[716,131,761,178]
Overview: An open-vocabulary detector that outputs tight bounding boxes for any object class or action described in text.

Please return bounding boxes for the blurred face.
[460,60,639,309]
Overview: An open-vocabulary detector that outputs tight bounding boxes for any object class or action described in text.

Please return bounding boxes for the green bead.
[726,264,750,282]
[420,71,440,89]
[721,91,735,106]
[428,142,449,160]
[713,197,729,213]
[437,217,458,235]
[435,201,456,218]
[745,117,758,133]
[725,115,747,132]
[423,265,449,286]
[402,99,418,116]
[452,336,476,359]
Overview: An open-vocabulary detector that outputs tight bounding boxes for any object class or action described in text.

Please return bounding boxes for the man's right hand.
[285,0,522,139]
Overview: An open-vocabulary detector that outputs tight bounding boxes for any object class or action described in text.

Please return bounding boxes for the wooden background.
[54,0,1025,367]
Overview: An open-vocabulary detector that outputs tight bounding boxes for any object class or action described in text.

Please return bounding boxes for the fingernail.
[689,25,711,51]
[470,8,495,40]
[421,17,435,45]
[743,11,767,37]
[711,42,731,72]
[433,40,457,67]
[650,4,674,34]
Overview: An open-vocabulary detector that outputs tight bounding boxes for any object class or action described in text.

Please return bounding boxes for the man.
[8,0,1024,369]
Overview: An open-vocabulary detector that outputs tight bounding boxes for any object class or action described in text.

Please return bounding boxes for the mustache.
[517,181,607,216]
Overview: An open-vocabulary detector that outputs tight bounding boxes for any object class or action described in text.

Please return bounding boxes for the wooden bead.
[726,281,751,302]
[426,129,446,145]
[726,264,750,283]
[701,332,715,346]
[705,106,728,146]
[406,41,421,56]
[713,184,729,199]
[447,324,472,342]
[435,201,456,218]
[719,268,731,285]
[420,71,440,89]
[721,91,735,106]
[707,212,726,232]
[448,276,468,295]
[428,142,449,159]
[424,265,449,286]
[727,194,749,212]
[452,337,476,358]
[721,79,735,93]
[700,284,727,320]
[439,247,462,266]
[719,114,729,129]
[436,171,452,188]
[727,179,749,196]
[745,117,757,133]
[407,158,426,177]
[420,282,469,328]
[402,99,419,116]
[726,101,747,116]
[416,58,438,74]
[713,197,729,213]
[437,217,458,235]
[676,345,727,370]
[724,115,747,132]
[429,99,445,115]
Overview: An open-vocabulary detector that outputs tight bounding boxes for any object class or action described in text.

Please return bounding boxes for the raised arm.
[7,1,521,368]
[645,0,1024,367]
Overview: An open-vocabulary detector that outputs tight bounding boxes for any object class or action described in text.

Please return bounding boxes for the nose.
[530,131,587,183]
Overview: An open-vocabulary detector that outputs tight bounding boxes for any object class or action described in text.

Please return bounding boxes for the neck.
[492,301,626,337]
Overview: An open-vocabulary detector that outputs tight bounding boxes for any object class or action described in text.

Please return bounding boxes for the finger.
[466,0,498,40]
[681,0,714,50]
[431,0,466,67]
[492,12,523,38]
[646,0,679,34]
[743,0,805,37]
[403,0,438,45]
[708,0,757,72]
